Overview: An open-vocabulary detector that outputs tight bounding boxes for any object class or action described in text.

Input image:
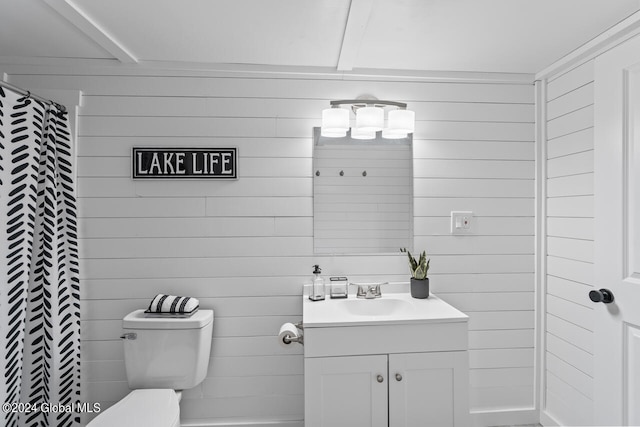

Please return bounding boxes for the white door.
[304,355,388,427]
[388,352,469,427]
[594,34,640,426]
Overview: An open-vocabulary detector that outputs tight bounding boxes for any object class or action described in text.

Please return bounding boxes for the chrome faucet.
[354,283,387,299]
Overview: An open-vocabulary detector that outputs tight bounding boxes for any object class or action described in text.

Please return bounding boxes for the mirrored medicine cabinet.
[312,127,413,255]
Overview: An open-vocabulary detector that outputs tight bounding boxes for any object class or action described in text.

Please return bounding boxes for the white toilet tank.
[122,309,214,390]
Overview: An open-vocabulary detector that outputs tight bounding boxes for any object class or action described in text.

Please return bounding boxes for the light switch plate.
[451,211,473,234]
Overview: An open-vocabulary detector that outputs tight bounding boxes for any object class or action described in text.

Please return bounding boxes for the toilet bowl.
[86,309,214,427]
[87,389,179,427]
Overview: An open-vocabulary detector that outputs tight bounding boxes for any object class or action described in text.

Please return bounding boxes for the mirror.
[312,128,413,254]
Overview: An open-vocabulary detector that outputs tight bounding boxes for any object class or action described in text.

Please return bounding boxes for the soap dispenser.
[309,265,325,301]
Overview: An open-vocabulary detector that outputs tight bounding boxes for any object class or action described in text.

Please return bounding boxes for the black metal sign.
[132,147,237,179]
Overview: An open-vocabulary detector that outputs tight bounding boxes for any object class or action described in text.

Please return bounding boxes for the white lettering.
[175,153,185,174]
[136,152,148,174]
[221,152,233,174]
[209,153,219,174]
[134,149,234,177]
[191,152,201,174]
[149,153,162,174]
[163,152,175,174]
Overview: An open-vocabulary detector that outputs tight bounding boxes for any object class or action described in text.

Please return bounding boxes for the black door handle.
[589,288,614,304]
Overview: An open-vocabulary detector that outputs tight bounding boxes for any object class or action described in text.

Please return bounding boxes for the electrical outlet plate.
[451,211,473,234]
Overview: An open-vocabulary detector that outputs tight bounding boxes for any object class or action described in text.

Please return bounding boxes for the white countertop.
[303,292,468,328]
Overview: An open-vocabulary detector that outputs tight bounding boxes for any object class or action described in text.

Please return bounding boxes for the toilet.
[87,309,214,427]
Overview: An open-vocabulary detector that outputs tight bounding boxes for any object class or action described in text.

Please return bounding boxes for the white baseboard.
[181,420,303,427]
[182,410,540,427]
[472,408,540,427]
[540,410,561,427]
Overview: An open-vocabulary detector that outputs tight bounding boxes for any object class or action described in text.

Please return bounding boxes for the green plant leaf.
[401,247,430,279]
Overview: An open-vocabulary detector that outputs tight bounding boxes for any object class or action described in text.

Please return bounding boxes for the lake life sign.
[133,147,237,179]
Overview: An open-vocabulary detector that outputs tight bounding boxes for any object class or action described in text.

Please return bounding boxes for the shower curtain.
[0,87,80,427]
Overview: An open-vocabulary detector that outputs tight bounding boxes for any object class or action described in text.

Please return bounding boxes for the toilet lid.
[87,389,179,427]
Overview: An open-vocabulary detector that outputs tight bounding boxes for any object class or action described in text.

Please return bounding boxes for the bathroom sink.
[339,297,412,316]
[303,291,468,328]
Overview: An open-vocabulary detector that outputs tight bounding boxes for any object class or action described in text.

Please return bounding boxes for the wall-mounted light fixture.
[321,97,415,140]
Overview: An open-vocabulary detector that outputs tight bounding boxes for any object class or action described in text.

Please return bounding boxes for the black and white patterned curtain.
[0,87,81,427]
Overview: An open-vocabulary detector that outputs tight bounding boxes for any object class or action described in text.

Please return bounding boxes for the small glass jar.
[329,277,348,299]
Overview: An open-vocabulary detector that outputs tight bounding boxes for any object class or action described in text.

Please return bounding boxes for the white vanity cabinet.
[305,354,388,427]
[388,351,469,426]
[303,293,470,427]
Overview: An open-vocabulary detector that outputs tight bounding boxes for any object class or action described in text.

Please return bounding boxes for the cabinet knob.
[395,373,403,382]
[376,375,384,383]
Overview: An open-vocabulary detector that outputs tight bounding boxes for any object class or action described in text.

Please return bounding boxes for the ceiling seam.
[336,0,375,72]
[41,0,137,64]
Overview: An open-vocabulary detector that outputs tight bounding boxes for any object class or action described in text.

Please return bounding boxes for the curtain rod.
[0,80,67,114]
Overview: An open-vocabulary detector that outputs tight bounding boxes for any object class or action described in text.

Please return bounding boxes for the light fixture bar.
[329,99,408,109]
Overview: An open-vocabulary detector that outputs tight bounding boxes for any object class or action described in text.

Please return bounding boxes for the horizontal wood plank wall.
[544,60,595,426]
[8,71,534,425]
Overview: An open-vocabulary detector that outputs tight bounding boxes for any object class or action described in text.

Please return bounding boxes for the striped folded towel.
[146,294,199,314]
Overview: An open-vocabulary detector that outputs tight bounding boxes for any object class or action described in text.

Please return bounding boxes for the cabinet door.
[305,355,388,427]
[389,352,469,427]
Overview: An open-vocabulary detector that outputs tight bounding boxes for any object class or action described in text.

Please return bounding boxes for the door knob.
[589,288,614,304]
[395,373,403,382]
[376,375,384,383]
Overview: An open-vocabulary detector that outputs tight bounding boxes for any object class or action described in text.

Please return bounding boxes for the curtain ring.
[54,102,67,115]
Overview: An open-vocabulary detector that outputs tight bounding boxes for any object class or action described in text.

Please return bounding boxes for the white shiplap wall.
[543,60,595,426]
[7,70,534,426]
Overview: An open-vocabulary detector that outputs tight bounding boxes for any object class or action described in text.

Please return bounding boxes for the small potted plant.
[401,248,430,299]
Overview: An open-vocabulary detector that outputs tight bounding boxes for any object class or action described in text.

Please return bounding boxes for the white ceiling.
[1,0,640,74]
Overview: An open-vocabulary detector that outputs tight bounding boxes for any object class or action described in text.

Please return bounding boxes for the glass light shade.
[321,108,349,133]
[350,128,376,140]
[356,107,384,131]
[381,128,407,139]
[388,109,415,134]
[321,128,347,138]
